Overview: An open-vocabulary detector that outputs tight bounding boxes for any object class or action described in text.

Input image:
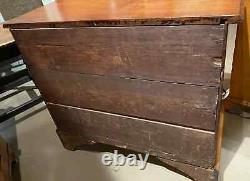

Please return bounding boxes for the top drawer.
[12,25,225,87]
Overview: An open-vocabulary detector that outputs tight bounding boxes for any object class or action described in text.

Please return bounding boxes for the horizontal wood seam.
[4,16,240,29]
[10,23,225,31]
[31,67,221,89]
[47,102,215,134]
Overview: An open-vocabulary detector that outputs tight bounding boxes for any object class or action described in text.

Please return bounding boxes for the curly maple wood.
[4,0,242,28]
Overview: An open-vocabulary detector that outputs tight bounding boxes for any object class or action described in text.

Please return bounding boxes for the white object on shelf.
[41,0,55,6]
[0,12,5,23]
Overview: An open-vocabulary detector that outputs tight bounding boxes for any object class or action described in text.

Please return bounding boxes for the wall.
[0,0,42,20]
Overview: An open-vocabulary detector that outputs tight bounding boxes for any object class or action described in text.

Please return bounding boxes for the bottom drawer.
[47,103,216,168]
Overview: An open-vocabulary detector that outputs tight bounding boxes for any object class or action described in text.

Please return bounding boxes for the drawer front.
[47,103,216,168]
[30,69,218,131]
[12,25,225,87]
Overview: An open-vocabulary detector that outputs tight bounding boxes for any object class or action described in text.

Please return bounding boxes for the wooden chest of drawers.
[4,0,242,180]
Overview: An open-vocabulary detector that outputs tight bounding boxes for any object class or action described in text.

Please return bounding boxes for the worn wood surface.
[4,0,242,28]
[0,24,14,47]
[3,1,233,178]
[0,137,15,181]
[31,69,219,131]
[47,103,216,168]
[159,158,218,181]
[215,105,224,171]
[12,25,225,87]
[57,129,218,181]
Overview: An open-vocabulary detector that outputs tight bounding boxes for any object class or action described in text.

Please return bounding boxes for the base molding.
[57,130,218,181]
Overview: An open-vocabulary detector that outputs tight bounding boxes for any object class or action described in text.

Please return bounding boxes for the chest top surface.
[4,0,242,29]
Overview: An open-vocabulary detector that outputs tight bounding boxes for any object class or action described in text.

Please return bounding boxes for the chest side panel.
[10,25,226,168]
[11,25,226,131]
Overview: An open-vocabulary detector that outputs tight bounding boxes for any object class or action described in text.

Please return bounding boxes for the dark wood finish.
[12,25,225,87]
[4,0,242,28]
[47,103,215,168]
[31,69,219,131]
[3,0,238,180]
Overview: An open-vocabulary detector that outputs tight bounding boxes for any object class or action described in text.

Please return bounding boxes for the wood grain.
[12,25,225,86]
[47,103,216,168]
[215,105,224,171]
[229,1,250,107]
[0,136,16,181]
[159,157,218,181]
[4,0,242,28]
[31,69,219,131]
[0,0,237,179]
